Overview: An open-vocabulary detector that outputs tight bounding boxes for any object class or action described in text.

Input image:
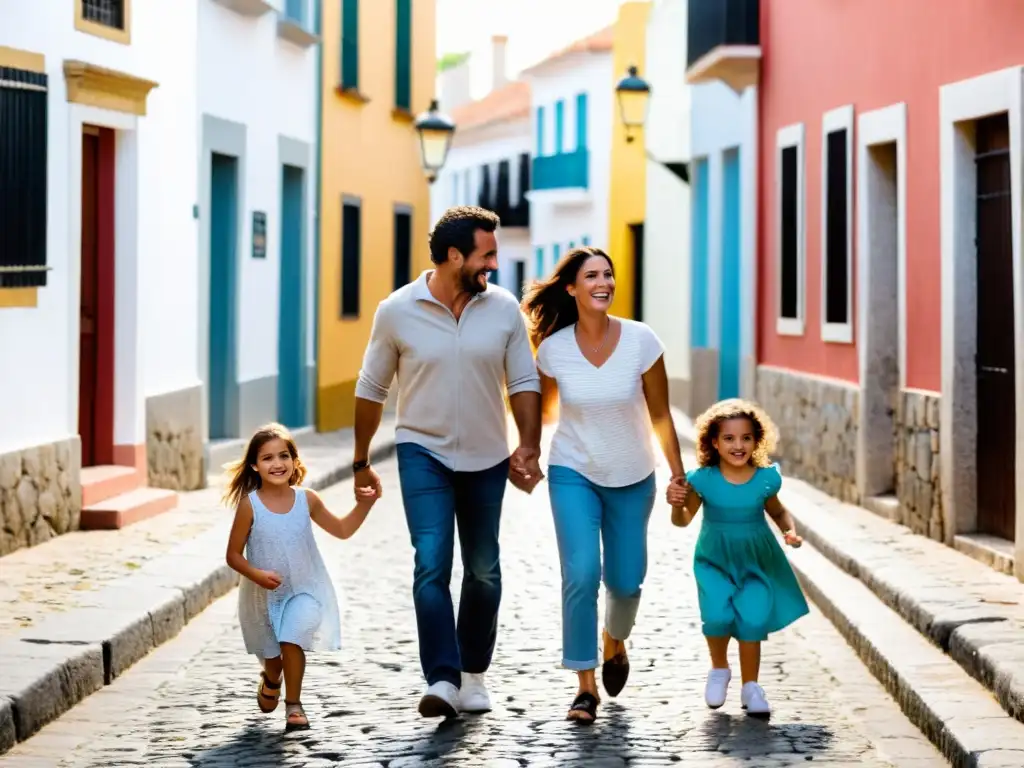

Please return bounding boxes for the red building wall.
[757,0,1024,392]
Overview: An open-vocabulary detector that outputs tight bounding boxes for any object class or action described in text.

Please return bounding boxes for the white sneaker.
[418,681,460,719]
[741,681,771,718]
[704,668,732,709]
[459,672,492,713]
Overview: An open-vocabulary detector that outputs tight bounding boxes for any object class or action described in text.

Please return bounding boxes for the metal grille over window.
[0,66,49,288]
[82,0,125,29]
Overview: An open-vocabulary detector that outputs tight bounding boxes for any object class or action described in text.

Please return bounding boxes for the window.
[582,235,590,246]
[393,206,412,290]
[0,60,49,293]
[535,246,544,278]
[555,100,565,154]
[575,93,588,151]
[394,0,412,111]
[821,105,854,343]
[536,106,545,156]
[76,0,130,44]
[776,123,806,336]
[552,243,561,270]
[341,198,361,317]
[341,0,359,91]
[515,260,526,300]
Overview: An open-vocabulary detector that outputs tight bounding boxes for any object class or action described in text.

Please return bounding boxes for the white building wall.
[199,0,318,389]
[0,1,200,453]
[432,121,533,293]
[690,80,758,398]
[644,0,691,384]
[526,52,614,280]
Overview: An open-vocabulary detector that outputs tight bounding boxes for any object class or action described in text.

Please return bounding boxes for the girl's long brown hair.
[222,423,307,508]
[694,398,779,468]
[520,246,614,348]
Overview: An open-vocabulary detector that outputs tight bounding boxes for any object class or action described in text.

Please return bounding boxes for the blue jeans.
[396,442,509,687]
[548,465,656,670]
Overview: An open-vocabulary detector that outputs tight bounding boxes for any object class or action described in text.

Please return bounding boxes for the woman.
[521,246,685,723]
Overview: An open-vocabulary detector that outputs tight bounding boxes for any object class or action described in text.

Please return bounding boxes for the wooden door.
[79,132,100,466]
[975,113,1016,541]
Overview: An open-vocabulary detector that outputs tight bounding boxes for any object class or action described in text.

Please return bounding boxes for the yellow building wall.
[317,0,436,431]
[607,1,651,320]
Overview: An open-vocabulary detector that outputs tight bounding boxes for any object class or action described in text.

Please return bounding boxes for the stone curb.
[0,439,397,755]
[781,490,1024,728]
[789,539,1024,767]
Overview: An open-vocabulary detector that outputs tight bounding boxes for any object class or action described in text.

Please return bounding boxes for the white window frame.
[776,123,806,336]
[821,105,855,343]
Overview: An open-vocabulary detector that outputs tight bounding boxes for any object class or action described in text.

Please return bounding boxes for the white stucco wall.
[690,80,758,370]
[644,0,692,381]
[525,51,614,280]
[432,119,533,292]
[0,1,200,453]
[199,0,318,386]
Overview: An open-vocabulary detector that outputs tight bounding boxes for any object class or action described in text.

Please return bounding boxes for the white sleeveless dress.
[237,488,342,657]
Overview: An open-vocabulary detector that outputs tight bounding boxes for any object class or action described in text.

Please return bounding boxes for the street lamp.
[613,64,689,185]
[615,65,651,143]
[414,99,456,184]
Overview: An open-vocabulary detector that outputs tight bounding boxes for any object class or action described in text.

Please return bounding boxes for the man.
[352,206,543,719]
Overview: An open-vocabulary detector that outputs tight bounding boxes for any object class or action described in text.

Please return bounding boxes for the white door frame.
[855,102,907,500]
[938,65,1024,578]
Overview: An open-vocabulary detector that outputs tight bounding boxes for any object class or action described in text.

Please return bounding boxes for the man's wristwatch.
[352,459,370,472]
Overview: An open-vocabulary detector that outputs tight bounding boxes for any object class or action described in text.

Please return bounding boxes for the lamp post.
[414,99,456,184]
[614,65,689,184]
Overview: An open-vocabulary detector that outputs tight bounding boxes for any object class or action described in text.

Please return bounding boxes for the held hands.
[509,444,544,495]
[354,465,383,500]
[665,476,689,507]
[354,485,379,508]
[253,569,283,591]
[782,529,803,548]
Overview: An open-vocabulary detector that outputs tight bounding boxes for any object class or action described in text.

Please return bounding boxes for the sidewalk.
[674,407,1024,766]
[0,418,396,754]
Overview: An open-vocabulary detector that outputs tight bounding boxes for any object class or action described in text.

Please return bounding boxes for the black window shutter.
[825,129,848,324]
[779,145,798,320]
[341,202,361,317]
[0,66,49,288]
[393,210,412,289]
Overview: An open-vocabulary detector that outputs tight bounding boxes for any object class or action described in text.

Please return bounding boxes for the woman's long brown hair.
[222,423,307,508]
[520,246,614,348]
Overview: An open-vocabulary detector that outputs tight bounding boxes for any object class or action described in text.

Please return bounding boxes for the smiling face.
[567,254,615,314]
[454,228,499,295]
[251,437,295,488]
[712,417,757,468]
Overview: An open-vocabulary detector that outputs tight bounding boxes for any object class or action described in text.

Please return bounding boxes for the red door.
[78,127,116,467]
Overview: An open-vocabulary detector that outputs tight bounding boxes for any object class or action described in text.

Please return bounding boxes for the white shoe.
[704,668,732,709]
[459,672,492,713]
[418,681,460,719]
[741,681,771,718]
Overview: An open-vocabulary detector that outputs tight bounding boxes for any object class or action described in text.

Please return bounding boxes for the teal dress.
[686,464,809,642]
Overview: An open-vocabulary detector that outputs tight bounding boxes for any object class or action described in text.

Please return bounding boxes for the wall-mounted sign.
[252,211,267,259]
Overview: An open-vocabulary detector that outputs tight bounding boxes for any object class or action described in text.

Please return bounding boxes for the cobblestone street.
[5,456,946,767]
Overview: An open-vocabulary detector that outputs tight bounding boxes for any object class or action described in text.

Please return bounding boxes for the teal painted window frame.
[394,0,412,110]
[536,106,545,156]
[341,0,359,91]
[555,99,565,154]
[535,246,544,278]
[582,235,590,245]
[575,92,588,150]
[552,243,561,270]
[691,158,710,347]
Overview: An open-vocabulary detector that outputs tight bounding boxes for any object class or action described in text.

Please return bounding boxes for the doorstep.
[0,419,397,756]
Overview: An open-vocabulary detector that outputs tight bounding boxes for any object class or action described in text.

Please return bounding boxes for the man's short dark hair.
[428,206,500,264]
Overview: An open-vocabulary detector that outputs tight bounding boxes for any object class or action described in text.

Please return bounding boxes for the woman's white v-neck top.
[536,318,665,487]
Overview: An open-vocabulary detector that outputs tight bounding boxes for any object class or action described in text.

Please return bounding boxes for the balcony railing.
[532,150,589,192]
[686,0,760,92]
[477,154,531,227]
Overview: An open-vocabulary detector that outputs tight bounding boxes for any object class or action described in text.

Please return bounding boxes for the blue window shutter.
[576,92,588,150]
[555,100,565,154]
[582,234,590,246]
[552,243,561,269]
[341,0,359,90]
[394,0,412,110]
[568,241,575,249]
[536,106,545,156]
[535,246,544,277]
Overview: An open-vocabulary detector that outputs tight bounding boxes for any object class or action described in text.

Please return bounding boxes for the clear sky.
[435,0,627,98]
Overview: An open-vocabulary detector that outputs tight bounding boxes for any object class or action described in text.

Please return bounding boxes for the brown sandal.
[257,671,282,713]
[284,700,310,732]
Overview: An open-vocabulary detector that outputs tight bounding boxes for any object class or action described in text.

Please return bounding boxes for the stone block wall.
[0,437,82,556]
[146,386,205,491]
[755,366,860,503]
[894,389,943,541]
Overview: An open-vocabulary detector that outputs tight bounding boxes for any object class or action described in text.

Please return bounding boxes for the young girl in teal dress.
[666,399,808,719]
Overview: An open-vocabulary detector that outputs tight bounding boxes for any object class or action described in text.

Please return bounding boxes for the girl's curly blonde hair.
[693,398,779,468]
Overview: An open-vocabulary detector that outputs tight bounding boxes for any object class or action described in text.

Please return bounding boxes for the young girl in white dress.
[224,423,377,731]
